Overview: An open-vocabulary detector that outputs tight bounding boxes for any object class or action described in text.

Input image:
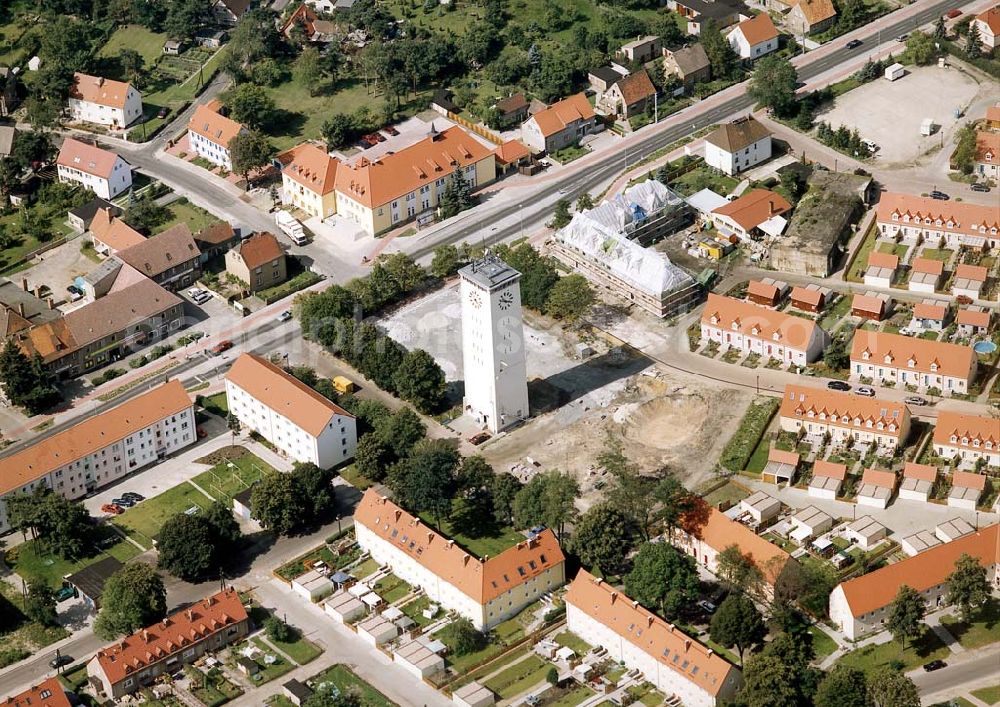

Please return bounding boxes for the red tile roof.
[702,293,819,351]
[711,189,791,232]
[354,490,565,604]
[861,468,896,489]
[932,411,999,452]
[903,462,937,482]
[911,257,944,275]
[529,93,596,138]
[976,6,1000,34]
[231,232,284,270]
[851,294,885,315]
[850,330,977,380]
[876,193,1000,242]
[679,504,790,584]
[70,73,135,109]
[780,384,908,440]
[282,143,339,195]
[913,302,946,320]
[3,678,72,707]
[954,263,989,282]
[93,589,247,686]
[57,138,127,179]
[189,101,244,147]
[790,286,823,307]
[956,307,991,327]
[866,251,899,269]
[975,130,1000,164]
[734,13,779,45]
[812,460,847,480]
[494,140,530,165]
[951,470,988,491]
[747,279,779,301]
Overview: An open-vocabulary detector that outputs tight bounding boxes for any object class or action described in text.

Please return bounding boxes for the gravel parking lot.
[815,64,982,165]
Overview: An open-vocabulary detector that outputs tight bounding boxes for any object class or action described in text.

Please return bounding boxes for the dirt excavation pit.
[618,391,711,451]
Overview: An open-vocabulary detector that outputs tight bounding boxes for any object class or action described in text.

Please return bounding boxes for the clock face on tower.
[498,291,514,310]
[469,291,482,309]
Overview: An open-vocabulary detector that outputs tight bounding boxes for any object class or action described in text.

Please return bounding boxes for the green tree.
[904,32,937,65]
[355,433,392,481]
[229,130,275,188]
[118,48,145,87]
[392,439,460,528]
[545,274,594,321]
[164,0,210,39]
[748,55,799,117]
[6,489,91,558]
[716,544,765,597]
[946,553,989,622]
[157,513,218,581]
[887,584,926,651]
[700,20,736,79]
[933,15,947,39]
[449,617,487,655]
[295,46,326,96]
[322,114,357,150]
[265,615,296,642]
[251,471,303,535]
[381,406,426,458]
[823,336,850,370]
[205,500,241,546]
[491,472,523,526]
[624,542,700,619]
[24,581,58,627]
[601,432,655,538]
[513,471,579,538]
[814,664,868,707]
[867,666,920,707]
[545,666,559,685]
[952,124,978,174]
[576,193,594,211]
[651,473,695,535]
[94,563,167,639]
[965,21,982,59]
[738,654,800,707]
[0,340,61,414]
[430,244,464,278]
[571,503,633,576]
[709,593,765,664]
[223,83,276,130]
[123,194,170,233]
[292,462,337,520]
[439,169,472,219]
[550,199,572,229]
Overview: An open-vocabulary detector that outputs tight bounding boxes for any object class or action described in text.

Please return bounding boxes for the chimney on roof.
[594,577,603,585]
[394,510,401,522]
[21,277,28,291]
[34,286,41,298]
[447,539,455,547]
[462,555,471,566]
[769,200,779,216]
[142,629,150,642]
[17,302,24,317]
[707,648,714,656]
[647,616,654,627]
[427,532,434,543]
[186,609,194,621]
[633,600,639,608]
[685,639,691,652]
[610,591,618,604]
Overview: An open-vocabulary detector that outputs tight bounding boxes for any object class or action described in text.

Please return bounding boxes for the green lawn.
[269,632,322,666]
[140,47,228,136]
[113,482,213,546]
[399,595,438,627]
[549,685,595,707]
[351,557,380,579]
[554,631,592,656]
[275,545,339,582]
[418,498,524,559]
[971,685,1000,705]
[701,480,750,507]
[837,629,949,673]
[266,696,297,707]
[819,295,853,331]
[670,165,740,197]
[808,625,839,661]
[453,646,531,690]
[98,24,168,67]
[625,682,666,707]
[940,599,1000,649]
[192,451,272,503]
[373,573,412,604]
[0,197,78,274]
[9,525,140,588]
[308,665,397,707]
[200,391,229,417]
[246,637,296,683]
[483,655,550,699]
[746,433,771,475]
[158,199,221,235]
[339,464,376,491]
[719,397,780,473]
[439,622,505,673]
[877,241,908,258]
[920,248,953,262]
[847,223,879,282]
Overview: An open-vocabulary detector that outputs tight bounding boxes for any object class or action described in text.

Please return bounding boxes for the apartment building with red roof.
[187,99,246,170]
[57,138,133,200]
[700,293,827,366]
[849,330,977,396]
[779,384,910,453]
[521,93,597,153]
[354,489,566,629]
[68,73,143,129]
[0,380,194,533]
[3,677,72,707]
[225,353,356,469]
[88,588,249,699]
[829,524,999,639]
[566,571,742,707]
[280,142,339,219]
[875,193,1000,250]
[933,411,999,467]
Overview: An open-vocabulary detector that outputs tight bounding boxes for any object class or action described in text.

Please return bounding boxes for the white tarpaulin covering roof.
[556,180,694,297]
[759,215,787,238]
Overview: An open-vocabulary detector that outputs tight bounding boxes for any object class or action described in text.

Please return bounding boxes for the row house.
[225,353,356,469]
[115,224,201,291]
[521,93,598,153]
[876,193,1000,250]
[779,384,910,453]
[933,411,999,467]
[849,330,977,396]
[57,138,133,200]
[0,381,194,533]
[354,490,566,630]
[829,524,999,640]
[566,571,742,707]
[68,73,143,129]
[4,677,72,707]
[700,293,827,365]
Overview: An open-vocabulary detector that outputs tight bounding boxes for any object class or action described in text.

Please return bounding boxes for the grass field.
[553,631,592,656]
[701,480,750,507]
[200,392,229,417]
[373,573,412,604]
[808,625,839,661]
[719,397,780,473]
[140,47,228,136]
[98,24,168,67]
[113,482,213,546]
[309,664,397,707]
[549,685,595,707]
[438,621,505,673]
[920,248,953,262]
[246,637,296,683]
[837,628,949,673]
[483,655,549,698]
[192,452,272,504]
[9,526,141,588]
[940,599,1000,650]
[158,199,222,235]
[877,241,908,258]
[339,463,376,491]
[270,632,322,666]
[846,223,879,282]
[971,684,1000,705]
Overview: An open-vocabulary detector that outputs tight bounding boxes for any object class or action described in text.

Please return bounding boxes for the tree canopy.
[94,563,167,639]
[946,553,990,622]
[887,584,926,649]
[748,55,799,117]
[571,503,633,576]
[0,340,61,414]
[513,471,579,537]
[624,542,700,619]
[709,593,765,664]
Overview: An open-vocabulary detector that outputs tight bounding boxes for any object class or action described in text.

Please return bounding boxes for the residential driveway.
[17,234,93,308]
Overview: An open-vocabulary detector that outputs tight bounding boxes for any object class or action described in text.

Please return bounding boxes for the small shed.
[936,517,975,543]
[163,39,184,55]
[810,536,834,557]
[808,460,846,500]
[236,656,260,676]
[283,679,314,706]
[884,63,905,80]
[747,279,781,307]
[952,264,988,300]
[864,251,899,288]
[843,515,887,550]
[292,569,336,603]
[66,556,123,611]
[857,468,896,509]
[911,302,947,331]
[790,505,834,543]
[790,285,826,313]
[901,530,941,556]
[737,491,781,525]
[898,462,937,502]
[357,614,399,647]
[908,257,944,293]
[453,681,496,707]
[761,448,799,486]
[325,590,366,623]
[948,470,986,510]
[232,486,256,525]
[394,640,445,679]
[852,293,887,322]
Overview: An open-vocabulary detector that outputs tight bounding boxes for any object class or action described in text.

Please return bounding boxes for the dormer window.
[862,351,871,361]
[731,322,739,331]
[751,325,761,336]
[710,315,719,325]
[888,423,896,432]
[907,358,916,368]
[884,354,893,364]
[950,434,958,443]
[772,332,781,341]
[930,362,938,372]
[972,439,980,448]
[892,213,899,221]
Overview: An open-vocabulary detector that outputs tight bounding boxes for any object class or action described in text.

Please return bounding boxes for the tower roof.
[459,254,521,290]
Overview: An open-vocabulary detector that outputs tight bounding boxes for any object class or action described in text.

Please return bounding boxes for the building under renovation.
[550,180,700,318]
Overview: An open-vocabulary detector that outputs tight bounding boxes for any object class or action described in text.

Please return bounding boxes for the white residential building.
[225,353,357,469]
[460,254,530,434]
[354,490,566,630]
[876,193,1000,250]
[850,331,978,396]
[703,116,772,175]
[566,571,742,707]
[933,412,1000,467]
[57,138,132,200]
[187,100,245,170]
[68,73,143,129]
[726,14,779,60]
[0,381,194,533]
[701,293,828,366]
[973,6,999,50]
[779,384,910,452]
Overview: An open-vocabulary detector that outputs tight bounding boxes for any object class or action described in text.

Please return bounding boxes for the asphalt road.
[909,648,1000,700]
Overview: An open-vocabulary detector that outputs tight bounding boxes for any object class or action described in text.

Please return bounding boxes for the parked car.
[111,497,135,508]
[469,431,491,445]
[211,340,233,355]
[923,660,947,672]
[895,33,909,41]
[101,503,123,515]
[383,125,400,136]
[856,386,876,397]
[971,183,991,192]
[846,39,863,49]
[55,585,76,601]
[905,396,929,406]
[697,600,718,614]
[930,190,950,200]
[827,380,851,391]
[278,310,293,322]
[49,653,73,669]
[945,9,962,18]
[122,492,145,501]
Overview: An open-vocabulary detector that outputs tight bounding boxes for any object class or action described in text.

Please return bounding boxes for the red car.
[101,503,123,515]
[384,126,400,136]
[210,340,233,355]
[945,9,961,18]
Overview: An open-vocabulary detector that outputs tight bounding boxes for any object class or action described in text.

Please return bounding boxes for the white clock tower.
[459,253,530,434]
